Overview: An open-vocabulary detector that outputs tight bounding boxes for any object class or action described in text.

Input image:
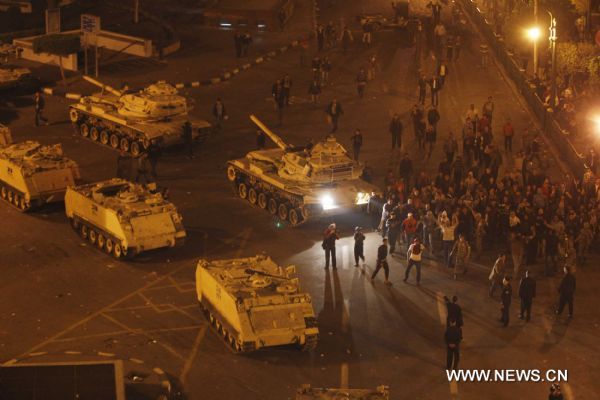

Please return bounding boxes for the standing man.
[351,129,363,161]
[437,60,448,88]
[340,26,353,54]
[518,270,536,321]
[389,114,403,150]
[212,98,227,130]
[282,74,293,106]
[34,91,48,126]
[443,131,458,162]
[417,73,427,105]
[356,68,368,98]
[427,105,441,136]
[489,253,506,297]
[445,319,461,370]
[316,24,325,51]
[354,226,366,267]
[404,238,425,285]
[323,223,340,269]
[326,99,344,133]
[182,121,194,159]
[500,276,512,327]
[386,212,401,254]
[402,212,418,247]
[502,117,514,153]
[444,296,464,332]
[308,79,322,105]
[371,237,391,285]
[451,234,471,279]
[429,75,441,106]
[482,96,495,124]
[555,267,576,318]
[256,128,266,149]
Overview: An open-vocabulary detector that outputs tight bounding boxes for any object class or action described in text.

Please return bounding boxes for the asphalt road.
[1,0,599,399]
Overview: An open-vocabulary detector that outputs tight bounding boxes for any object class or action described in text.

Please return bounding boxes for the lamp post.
[548,12,557,109]
[527,27,541,75]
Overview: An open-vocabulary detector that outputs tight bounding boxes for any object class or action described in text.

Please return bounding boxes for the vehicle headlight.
[320,194,337,210]
[355,192,371,205]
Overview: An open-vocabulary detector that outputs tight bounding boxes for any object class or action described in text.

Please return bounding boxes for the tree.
[32,33,80,85]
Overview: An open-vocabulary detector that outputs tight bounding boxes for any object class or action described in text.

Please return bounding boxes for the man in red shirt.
[402,212,418,249]
[502,117,515,153]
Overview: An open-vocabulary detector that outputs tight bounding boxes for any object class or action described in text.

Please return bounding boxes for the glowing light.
[219,22,232,27]
[526,27,541,41]
[355,192,371,205]
[320,195,337,210]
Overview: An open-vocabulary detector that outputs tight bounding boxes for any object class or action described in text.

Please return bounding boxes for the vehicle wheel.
[0,186,6,199]
[12,193,20,207]
[90,126,100,141]
[97,234,105,250]
[226,165,237,182]
[88,229,97,245]
[267,198,278,215]
[110,133,120,149]
[120,137,130,152]
[113,242,123,258]
[289,208,302,226]
[80,224,88,239]
[7,190,13,203]
[301,206,310,219]
[105,238,114,254]
[248,188,258,205]
[70,218,79,230]
[69,109,79,123]
[238,182,248,199]
[257,192,268,209]
[130,141,142,157]
[79,123,90,138]
[278,203,289,220]
[100,130,110,145]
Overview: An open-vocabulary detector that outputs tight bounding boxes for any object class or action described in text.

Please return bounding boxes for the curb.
[3,350,172,397]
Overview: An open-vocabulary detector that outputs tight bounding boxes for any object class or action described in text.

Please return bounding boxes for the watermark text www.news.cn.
[446,369,568,383]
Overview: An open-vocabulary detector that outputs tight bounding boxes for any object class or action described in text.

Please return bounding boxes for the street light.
[526,26,541,75]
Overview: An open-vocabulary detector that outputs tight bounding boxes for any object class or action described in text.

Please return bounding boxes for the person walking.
[417,73,427,105]
[451,234,471,279]
[482,96,495,124]
[34,91,48,126]
[404,238,425,285]
[354,226,366,267]
[489,253,506,297]
[308,79,322,105]
[548,383,564,400]
[182,121,194,159]
[402,212,418,247]
[389,114,403,150]
[371,237,391,285]
[340,26,353,54]
[444,296,464,331]
[326,99,344,133]
[386,212,401,254]
[351,129,363,161]
[429,76,441,106]
[502,117,514,153]
[440,213,458,268]
[500,276,512,327]
[282,74,293,106]
[321,57,331,84]
[555,267,576,318]
[445,319,461,370]
[356,68,368,98]
[256,128,266,149]
[322,223,340,269]
[212,98,227,130]
[518,270,536,321]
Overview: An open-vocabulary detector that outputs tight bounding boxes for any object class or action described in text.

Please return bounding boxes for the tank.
[296,385,389,400]
[0,66,31,91]
[68,76,212,156]
[226,115,379,226]
[64,178,186,259]
[0,123,12,146]
[195,255,319,352]
[0,140,80,211]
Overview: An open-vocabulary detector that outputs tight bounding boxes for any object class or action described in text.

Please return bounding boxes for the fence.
[460,0,586,177]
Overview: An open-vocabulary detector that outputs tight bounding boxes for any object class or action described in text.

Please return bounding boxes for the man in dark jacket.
[326,99,343,133]
[351,129,363,161]
[445,319,461,370]
[34,91,48,126]
[427,106,441,135]
[444,295,463,330]
[371,238,391,285]
[555,267,576,318]
[389,114,403,150]
[323,223,340,269]
[500,276,512,327]
[399,153,413,189]
[518,270,536,321]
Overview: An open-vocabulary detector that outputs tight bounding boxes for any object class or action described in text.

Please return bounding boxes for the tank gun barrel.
[249,114,289,151]
[83,75,123,97]
[244,268,290,280]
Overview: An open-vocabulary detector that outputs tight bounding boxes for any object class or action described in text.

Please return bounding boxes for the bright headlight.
[320,194,337,210]
[355,192,371,205]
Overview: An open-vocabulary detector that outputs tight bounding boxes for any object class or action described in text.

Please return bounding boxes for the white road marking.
[340,362,349,389]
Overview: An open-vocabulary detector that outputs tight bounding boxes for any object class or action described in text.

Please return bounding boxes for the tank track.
[199,300,256,353]
[69,215,134,259]
[69,108,150,157]
[0,181,35,212]
[226,164,314,227]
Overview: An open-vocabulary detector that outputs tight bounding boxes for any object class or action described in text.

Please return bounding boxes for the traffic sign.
[81,14,101,34]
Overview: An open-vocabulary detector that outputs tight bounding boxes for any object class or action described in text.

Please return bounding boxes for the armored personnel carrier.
[0,141,80,211]
[296,385,389,400]
[68,76,211,156]
[195,255,319,352]
[0,66,31,91]
[226,115,379,226]
[65,178,186,259]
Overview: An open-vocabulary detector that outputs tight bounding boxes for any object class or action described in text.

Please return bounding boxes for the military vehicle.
[65,178,186,258]
[195,255,319,352]
[68,76,211,156]
[0,66,31,91]
[296,385,389,400]
[0,123,12,146]
[226,115,379,226]
[0,141,80,211]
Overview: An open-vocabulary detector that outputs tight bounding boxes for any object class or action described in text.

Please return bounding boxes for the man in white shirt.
[404,238,426,285]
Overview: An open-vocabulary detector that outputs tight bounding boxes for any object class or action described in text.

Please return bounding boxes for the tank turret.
[0,140,80,210]
[226,115,379,225]
[65,178,186,258]
[68,76,211,156]
[195,255,319,352]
